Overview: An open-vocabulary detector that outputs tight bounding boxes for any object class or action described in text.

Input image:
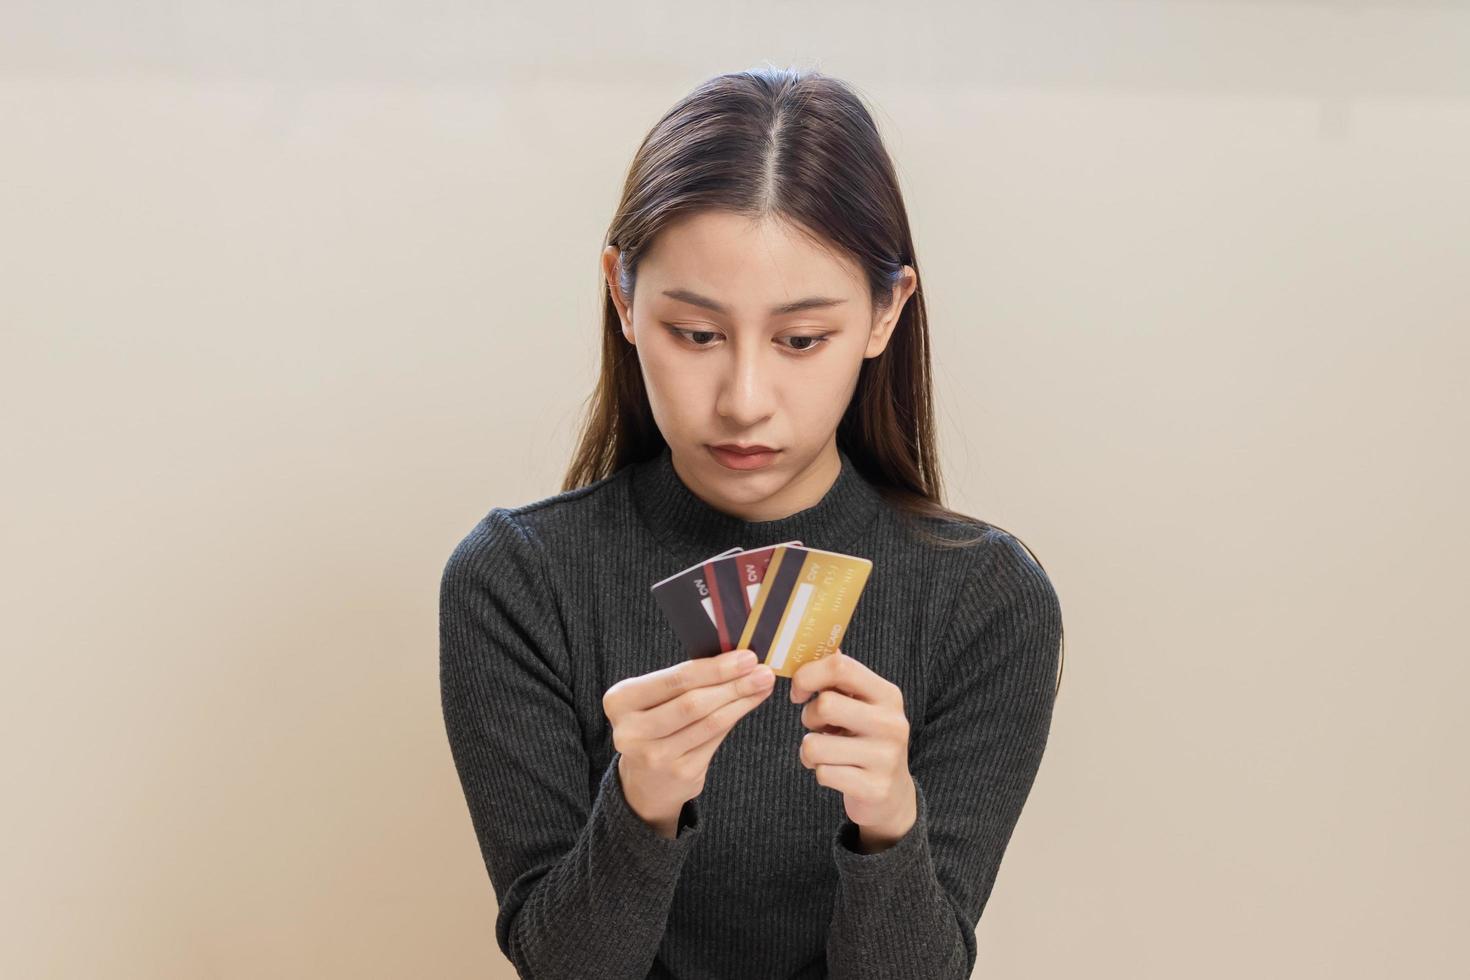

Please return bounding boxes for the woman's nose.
[714,353,776,426]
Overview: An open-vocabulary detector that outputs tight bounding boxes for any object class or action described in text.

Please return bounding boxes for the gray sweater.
[439,444,1062,979]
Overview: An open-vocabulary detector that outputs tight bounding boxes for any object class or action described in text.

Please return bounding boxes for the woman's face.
[602,210,916,522]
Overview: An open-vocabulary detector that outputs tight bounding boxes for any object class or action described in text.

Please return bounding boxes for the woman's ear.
[602,245,636,344]
[865,265,917,358]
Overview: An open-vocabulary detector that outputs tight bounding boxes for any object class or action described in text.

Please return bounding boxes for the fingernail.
[738,650,757,667]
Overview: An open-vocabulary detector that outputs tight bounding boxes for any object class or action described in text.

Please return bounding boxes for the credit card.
[703,542,798,652]
[735,544,874,678]
[651,541,802,658]
[650,546,744,658]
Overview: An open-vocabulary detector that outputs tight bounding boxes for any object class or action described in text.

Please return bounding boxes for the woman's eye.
[781,335,829,353]
[666,326,721,347]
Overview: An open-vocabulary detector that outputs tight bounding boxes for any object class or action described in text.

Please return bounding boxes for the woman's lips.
[708,445,780,470]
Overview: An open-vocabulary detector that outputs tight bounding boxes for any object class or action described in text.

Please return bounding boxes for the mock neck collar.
[630,444,883,565]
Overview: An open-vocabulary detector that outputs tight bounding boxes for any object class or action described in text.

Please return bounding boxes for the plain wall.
[3,2,1467,977]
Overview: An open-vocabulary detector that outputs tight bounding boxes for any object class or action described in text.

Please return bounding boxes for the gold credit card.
[735,544,874,678]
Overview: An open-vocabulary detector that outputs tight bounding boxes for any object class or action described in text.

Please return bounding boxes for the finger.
[642,663,775,741]
[609,648,758,714]
[811,764,880,799]
[799,731,882,769]
[790,649,891,707]
[670,679,774,757]
[799,691,890,737]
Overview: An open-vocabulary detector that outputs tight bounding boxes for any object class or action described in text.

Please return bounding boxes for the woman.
[440,66,1065,980]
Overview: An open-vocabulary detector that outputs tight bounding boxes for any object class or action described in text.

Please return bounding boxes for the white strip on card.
[767,582,815,671]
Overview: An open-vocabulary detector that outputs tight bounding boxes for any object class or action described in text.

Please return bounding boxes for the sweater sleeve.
[439,507,704,980]
[824,529,1063,979]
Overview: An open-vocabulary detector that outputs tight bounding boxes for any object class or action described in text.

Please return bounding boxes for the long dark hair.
[561,66,1064,694]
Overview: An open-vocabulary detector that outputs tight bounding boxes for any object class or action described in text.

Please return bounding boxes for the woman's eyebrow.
[661,288,848,316]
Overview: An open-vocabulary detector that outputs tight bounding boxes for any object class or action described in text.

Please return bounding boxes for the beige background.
[3,2,1467,978]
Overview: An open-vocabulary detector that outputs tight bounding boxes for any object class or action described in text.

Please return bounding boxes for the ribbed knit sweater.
[438,444,1063,979]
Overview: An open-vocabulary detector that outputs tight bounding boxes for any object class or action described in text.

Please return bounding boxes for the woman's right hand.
[602,648,776,837]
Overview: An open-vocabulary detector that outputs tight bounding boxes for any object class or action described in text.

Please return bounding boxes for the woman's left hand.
[790,647,917,852]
